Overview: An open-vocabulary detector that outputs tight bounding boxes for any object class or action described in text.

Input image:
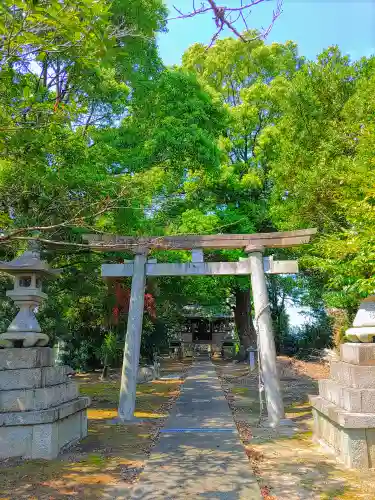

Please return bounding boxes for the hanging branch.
[168,0,283,44]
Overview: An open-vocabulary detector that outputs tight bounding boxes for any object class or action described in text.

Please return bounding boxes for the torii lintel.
[84,228,317,252]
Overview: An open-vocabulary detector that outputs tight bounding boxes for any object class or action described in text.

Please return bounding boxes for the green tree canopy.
[263,47,375,309]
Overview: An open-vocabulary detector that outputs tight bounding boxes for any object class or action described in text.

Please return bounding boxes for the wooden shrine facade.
[180,305,234,355]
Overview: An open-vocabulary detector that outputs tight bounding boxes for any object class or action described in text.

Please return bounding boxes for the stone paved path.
[124,360,261,499]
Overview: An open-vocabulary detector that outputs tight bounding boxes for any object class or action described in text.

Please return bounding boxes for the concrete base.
[0,347,90,459]
[312,407,375,469]
[0,403,88,459]
[311,342,375,469]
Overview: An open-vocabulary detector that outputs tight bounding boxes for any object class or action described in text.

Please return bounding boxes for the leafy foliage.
[264,47,375,308]
[1,3,374,365]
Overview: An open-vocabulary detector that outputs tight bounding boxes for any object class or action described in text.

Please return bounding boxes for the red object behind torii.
[112,282,156,324]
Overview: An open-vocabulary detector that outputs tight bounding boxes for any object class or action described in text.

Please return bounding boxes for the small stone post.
[248,347,257,372]
[247,246,285,427]
[118,252,147,421]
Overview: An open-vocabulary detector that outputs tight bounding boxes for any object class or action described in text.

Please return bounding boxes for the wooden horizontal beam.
[84,228,317,251]
[102,258,298,278]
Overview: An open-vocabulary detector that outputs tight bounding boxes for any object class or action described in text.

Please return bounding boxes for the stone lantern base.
[0,347,90,460]
[310,343,375,469]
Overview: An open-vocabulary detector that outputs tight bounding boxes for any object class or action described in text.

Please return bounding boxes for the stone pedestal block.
[330,360,375,388]
[0,347,54,369]
[341,343,375,365]
[0,347,90,460]
[0,382,79,412]
[319,379,375,413]
[311,342,375,469]
[311,405,375,469]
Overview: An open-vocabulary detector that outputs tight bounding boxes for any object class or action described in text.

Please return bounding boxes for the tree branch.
[168,0,283,45]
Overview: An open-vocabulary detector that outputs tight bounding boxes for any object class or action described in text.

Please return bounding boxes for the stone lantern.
[0,244,59,348]
[345,295,375,342]
[0,243,90,460]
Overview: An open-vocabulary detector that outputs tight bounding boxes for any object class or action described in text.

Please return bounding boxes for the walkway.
[128,360,261,499]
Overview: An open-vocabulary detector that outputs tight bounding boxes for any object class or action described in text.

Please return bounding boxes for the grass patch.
[320,485,350,499]
[232,387,249,395]
[80,382,119,404]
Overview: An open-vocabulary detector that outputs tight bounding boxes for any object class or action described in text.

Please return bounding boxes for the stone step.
[330,360,375,388]
[0,382,79,412]
[0,365,70,390]
[319,379,375,413]
[0,396,90,427]
[0,399,89,460]
[310,395,375,429]
[312,403,375,469]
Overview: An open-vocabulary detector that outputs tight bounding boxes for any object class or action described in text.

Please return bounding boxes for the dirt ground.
[215,356,375,500]
[3,356,375,499]
[0,359,191,500]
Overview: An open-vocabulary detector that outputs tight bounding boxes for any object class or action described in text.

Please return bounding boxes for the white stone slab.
[264,256,299,274]
[310,395,375,429]
[0,426,32,459]
[0,396,90,426]
[330,360,375,389]
[191,249,204,263]
[41,366,70,387]
[0,382,79,412]
[312,407,375,469]
[0,408,89,460]
[0,348,54,370]
[0,366,70,390]
[341,343,375,365]
[0,367,42,390]
[319,379,375,413]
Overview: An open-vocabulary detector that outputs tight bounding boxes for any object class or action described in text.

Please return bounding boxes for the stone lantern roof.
[0,250,59,278]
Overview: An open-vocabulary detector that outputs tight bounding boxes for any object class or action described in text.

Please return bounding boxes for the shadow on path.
[107,361,261,500]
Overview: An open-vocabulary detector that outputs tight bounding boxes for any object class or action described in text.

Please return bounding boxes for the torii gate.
[85,229,316,427]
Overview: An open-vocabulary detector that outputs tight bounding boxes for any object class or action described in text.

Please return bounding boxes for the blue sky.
[158,0,375,65]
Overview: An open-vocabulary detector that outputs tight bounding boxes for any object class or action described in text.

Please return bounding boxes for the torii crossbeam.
[85,228,316,251]
[84,228,317,426]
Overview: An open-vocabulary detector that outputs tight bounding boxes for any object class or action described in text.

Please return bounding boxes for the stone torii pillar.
[246,245,285,427]
[118,251,147,421]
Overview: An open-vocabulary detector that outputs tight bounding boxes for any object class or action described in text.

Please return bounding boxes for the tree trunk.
[100,364,109,380]
[234,287,257,349]
[100,353,109,380]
